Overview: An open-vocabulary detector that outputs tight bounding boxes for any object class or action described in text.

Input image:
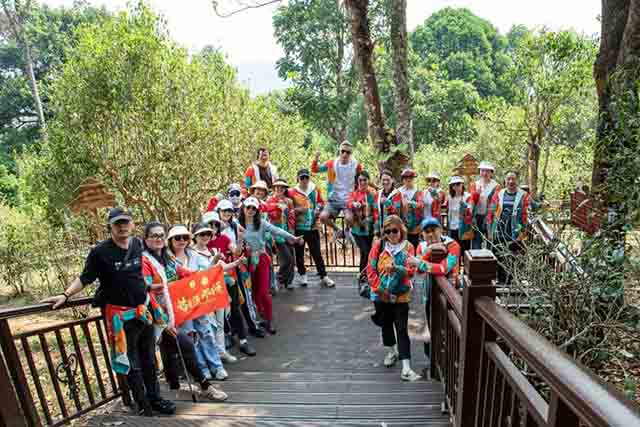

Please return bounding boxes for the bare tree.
[1,0,47,138]
[211,0,283,18]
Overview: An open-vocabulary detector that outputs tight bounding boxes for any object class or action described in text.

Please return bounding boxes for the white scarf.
[384,240,407,257]
[399,185,417,201]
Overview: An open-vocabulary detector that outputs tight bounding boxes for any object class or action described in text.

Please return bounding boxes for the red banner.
[168,266,230,327]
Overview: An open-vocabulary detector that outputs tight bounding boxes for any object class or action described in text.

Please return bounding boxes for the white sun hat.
[479,161,495,171]
[167,225,191,241]
[448,176,465,185]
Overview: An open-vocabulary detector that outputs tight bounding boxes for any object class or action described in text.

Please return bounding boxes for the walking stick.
[174,334,198,403]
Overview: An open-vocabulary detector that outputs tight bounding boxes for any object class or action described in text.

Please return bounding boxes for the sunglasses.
[245,206,258,211]
[229,190,241,197]
[197,232,213,238]
[172,235,190,242]
[221,209,234,214]
[384,228,400,235]
[299,176,310,180]
[341,150,352,155]
[148,233,165,240]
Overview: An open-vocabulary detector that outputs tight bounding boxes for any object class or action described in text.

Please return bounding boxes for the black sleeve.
[79,247,100,287]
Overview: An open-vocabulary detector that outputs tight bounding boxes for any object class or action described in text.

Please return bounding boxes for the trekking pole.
[174,334,197,403]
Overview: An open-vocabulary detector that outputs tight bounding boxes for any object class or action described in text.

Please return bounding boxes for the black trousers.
[354,234,373,281]
[495,236,523,286]
[374,301,411,360]
[294,229,327,278]
[123,319,161,404]
[226,282,247,340]
[159,330,207,389]
[276,242,295,286]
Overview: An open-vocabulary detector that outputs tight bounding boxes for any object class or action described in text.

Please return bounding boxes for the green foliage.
[410,7,514,99]
[0,1,109,199]
[35,2,306,224]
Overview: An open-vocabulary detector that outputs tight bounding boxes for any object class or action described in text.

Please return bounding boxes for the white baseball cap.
[243,197,260,209]
[202,211,221,225]
[448,176,465,185]
[479,161,495,171]
[217,199,234,211]
[426,171,441,180]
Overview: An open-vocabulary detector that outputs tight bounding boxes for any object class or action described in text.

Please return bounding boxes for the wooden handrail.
[434,275,462,319]
[0,297,94,320]
[475,297,640,427]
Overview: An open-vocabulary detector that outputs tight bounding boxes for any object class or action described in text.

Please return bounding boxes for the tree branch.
[211,0,282,18]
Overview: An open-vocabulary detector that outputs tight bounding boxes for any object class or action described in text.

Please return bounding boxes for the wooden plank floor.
[90,272,449,426]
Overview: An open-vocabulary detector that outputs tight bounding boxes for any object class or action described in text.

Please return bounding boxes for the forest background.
[0,0,638,403]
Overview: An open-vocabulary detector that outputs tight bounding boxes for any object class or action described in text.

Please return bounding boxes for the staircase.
[92,272,449,426]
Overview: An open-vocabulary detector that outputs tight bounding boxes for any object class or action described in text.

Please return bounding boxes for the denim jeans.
[179,314,223,378]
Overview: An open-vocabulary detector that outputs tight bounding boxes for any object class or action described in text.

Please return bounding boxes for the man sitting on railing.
[42,207,176,417]
[411,217,461,374]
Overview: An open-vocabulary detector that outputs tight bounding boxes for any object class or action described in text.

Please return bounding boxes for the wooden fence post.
[0,319,39,426]
[455,249,497,427]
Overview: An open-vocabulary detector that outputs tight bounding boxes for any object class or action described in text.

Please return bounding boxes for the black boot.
[137,400,153,417]
[128,371,152,417]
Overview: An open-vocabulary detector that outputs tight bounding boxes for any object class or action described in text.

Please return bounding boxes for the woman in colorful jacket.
[265,179,297,290]
[288,168,335,287]
[398,168,424,248]
[239,197,304,334]
[446,176,477,259]
[469,161,500,249]
[412,217,461,364]
[487,171,530,285]
[367,215,421,382]
[377,169,403,232]
[422,172,446,223]
[347,170,379,283]
[142,223,228,402]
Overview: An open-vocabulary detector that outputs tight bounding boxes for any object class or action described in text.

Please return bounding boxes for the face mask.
[230,196,240,205]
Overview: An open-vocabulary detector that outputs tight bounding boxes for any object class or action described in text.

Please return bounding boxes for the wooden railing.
[431,249,640,427]
[0,298,130,427]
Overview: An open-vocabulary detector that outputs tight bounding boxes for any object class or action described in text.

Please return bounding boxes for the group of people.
[43,141,531,417]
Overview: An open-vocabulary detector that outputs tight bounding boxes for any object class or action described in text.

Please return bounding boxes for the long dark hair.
[354,170,370,190]
[449,183,465,198]
[143,221,169,265]
[239,206,261,229]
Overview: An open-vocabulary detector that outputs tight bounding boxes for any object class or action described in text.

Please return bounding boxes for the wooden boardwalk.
[90,272,449,426]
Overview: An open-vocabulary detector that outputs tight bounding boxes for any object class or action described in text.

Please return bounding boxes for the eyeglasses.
[197,232,213,238]
[384,228,400,235]
[172,235,190,242]
[148,233,165,240]
[221,209,234,214]
[341,150,352,155]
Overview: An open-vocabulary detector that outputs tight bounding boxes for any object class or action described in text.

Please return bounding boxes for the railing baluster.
[39,333,68,420]
[548,392,580,427]
[94,320,118,393]
[69,326,95,405]
[54,330,82,411]
[0,330,30,427]
[0,319,40,427]
[80,323,107,400]
[20,336,52,424]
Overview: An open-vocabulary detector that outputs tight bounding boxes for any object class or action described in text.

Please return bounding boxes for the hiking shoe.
[136,400,153,417]
[201,386,228,401]
[298,274,308,287]
[320,276,335,288]
[214,368,228,381]
[384,350,399,367]
[239,342,256,356]
[220,351,237,364]
[149,398,176,415]
[401,369,422,382]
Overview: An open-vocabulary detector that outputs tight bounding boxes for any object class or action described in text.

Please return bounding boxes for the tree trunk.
[389,0,412,159]
[344,0,386,150]
[2,0,47,138]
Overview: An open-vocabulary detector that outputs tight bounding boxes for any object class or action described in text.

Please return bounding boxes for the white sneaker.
[401,369,422,382]
[298,274,308,287]
[214,368,228,381]
[384,350,399,367]
[220,351,237,364]
[202,386,228,401]
[321,276,335,288]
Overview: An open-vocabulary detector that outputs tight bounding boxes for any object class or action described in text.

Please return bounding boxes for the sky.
[43,0,602,95]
